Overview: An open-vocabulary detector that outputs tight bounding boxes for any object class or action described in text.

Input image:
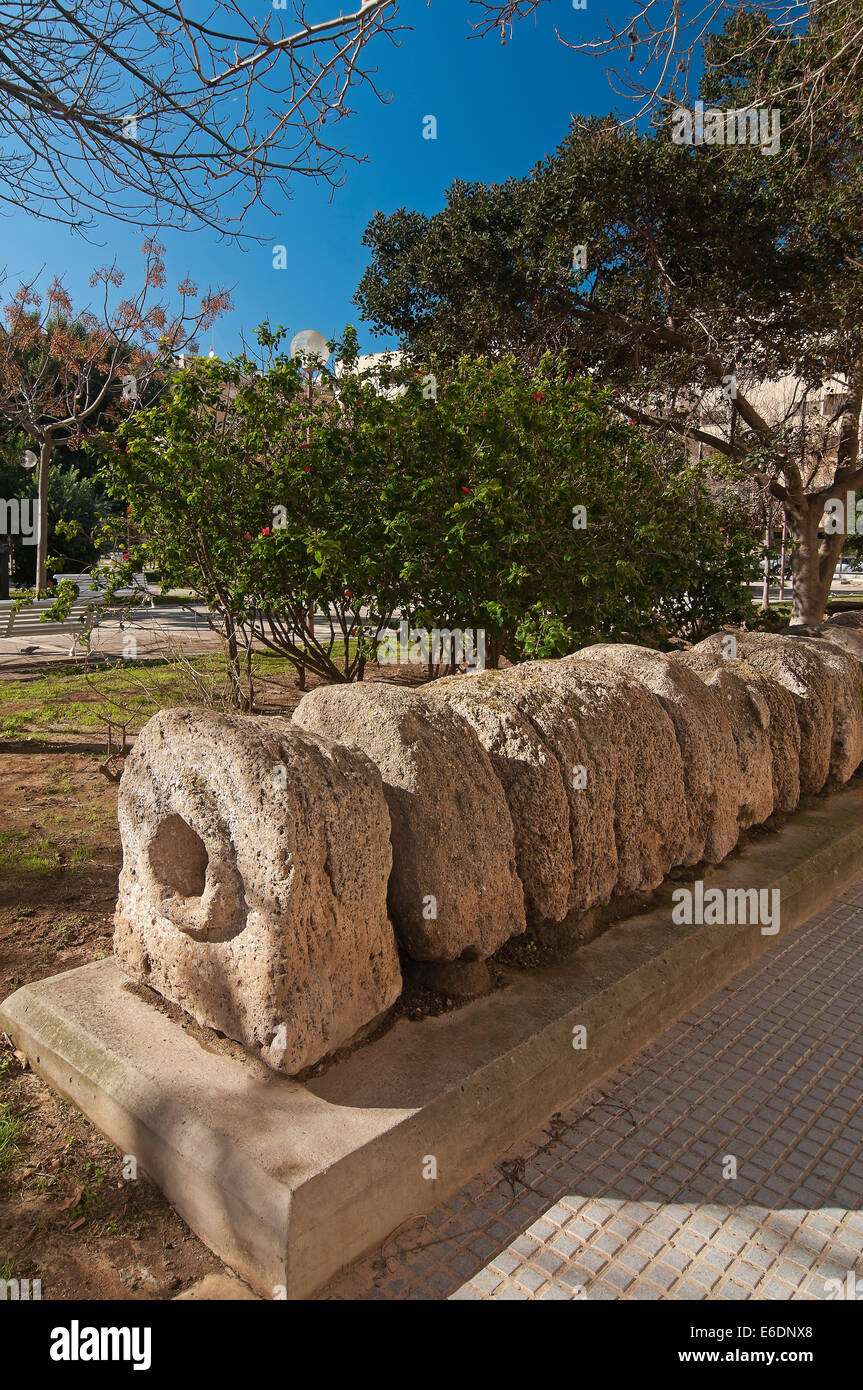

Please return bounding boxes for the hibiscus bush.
[100,327,758,703]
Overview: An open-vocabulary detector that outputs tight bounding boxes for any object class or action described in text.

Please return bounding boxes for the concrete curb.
[3,781,863,1299]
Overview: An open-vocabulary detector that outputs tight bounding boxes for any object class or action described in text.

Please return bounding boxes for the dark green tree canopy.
[356,8,863,624]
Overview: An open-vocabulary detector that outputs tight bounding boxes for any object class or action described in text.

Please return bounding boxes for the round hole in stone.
[148,814,208,899]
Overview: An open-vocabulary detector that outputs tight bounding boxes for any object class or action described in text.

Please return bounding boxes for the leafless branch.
[470,1,862,150]
[0,0,406,239]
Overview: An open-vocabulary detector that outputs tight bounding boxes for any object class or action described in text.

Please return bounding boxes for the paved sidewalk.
[0,605,222,668]
[0,607,357,670]
[322,877,863,1301]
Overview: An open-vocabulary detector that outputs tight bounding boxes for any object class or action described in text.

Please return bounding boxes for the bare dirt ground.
[0,658,437,1300]
[0,749,229,1299]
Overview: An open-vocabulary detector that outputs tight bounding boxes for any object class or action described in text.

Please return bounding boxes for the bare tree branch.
[0,0,406,239]
[470,1,862,151]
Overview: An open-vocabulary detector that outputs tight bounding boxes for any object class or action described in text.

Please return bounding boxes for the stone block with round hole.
[113,707,402,1074]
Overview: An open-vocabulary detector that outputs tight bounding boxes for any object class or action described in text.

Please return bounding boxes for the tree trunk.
[222,609,246,710]
[760,523,771,612]
[485,630,507,670]
[0,535,10,600]
[35,435,52,595]
[788,498,843,626]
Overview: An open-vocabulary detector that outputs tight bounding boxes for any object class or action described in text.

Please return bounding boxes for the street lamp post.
[289,330,330,689]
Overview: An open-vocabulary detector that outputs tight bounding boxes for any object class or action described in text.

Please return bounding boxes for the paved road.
[322,877,863,1301]
[2,577,863,671]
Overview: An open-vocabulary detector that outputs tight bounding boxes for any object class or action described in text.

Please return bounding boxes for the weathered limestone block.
[753,673,803,813]
[689,632,852,793]
[822,610,863,630]
[426,671,573,926]
[796,636,863,782]
[497,659,689,906]
[674,648,800,817]
[672,652,774,828]
[815,621,863,666]
[114,708,401,1075]
[572,644,739,865]
[292,683,526,961]
[491,663,613,912]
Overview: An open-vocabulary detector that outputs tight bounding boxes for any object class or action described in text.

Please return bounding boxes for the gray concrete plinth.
[3,783,863,1300]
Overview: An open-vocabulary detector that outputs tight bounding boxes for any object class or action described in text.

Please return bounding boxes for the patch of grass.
[0,651,301,739]
[68,1161,108,1224]
[52,913,85,941]
[56,913,84,931]
[0,831,61,877]
[0,828,104,881]
[0,1258,15,1280]
[0,1100,24,1177]
[44,769,73,795]
[16,905,36,918]
[68,843,95,868]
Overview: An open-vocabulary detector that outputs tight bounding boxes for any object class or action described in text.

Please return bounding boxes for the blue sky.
[2,1,649,357]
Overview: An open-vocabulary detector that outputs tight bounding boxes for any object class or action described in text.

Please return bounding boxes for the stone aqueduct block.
[497,659,690,907]
[815,622,863,666]
[823,610,863,630]
[690,632,863,794]
[291,683,526,961]
[112,631,863,1078]
[426,672,573,926]
[672,651,776,828]
[750,669,803,813]
[802,637,863,783]
[496,662,620,913]
[114,708,402,1075]
[572,645,740,865]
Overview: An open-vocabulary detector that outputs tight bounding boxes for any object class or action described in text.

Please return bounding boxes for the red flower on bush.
[261,527,271,537]
[461,486,471,495]
[304,465,311,473]
[244,532,251,540]
[533,391,544,403]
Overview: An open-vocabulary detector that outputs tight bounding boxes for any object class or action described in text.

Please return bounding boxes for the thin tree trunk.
[0,534,9,600]
[788,499,842,625]
[222,608,245,709]
[486,631,506,670]
[35,435,52,595]
[760,521,771,612]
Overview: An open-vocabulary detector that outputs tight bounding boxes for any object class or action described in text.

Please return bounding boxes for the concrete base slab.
[3,784,863,1299]
[173,1274,259,1300]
